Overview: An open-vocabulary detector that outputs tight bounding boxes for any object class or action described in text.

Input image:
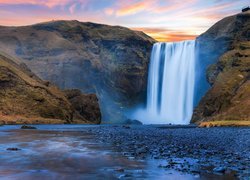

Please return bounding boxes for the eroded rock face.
[0,52,73,123]
[64,89,101,124]
[0,52,101,124]
[192,12,250,122]
[0,21,155,123]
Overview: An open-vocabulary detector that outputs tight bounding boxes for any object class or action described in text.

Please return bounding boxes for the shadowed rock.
[0,52,101,124]
[21,125,37,129]
[0,21,155,123]
[192,12,250,123]
[64,89,101,124]
[7,147,21,151]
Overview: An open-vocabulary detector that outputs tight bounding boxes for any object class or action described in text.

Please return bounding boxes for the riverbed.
[0,125,249,179]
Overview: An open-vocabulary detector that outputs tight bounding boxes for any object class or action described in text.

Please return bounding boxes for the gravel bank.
[89,125,250,179]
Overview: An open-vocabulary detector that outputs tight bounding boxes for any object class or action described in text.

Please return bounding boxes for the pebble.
[89,125,249,179]
[7,148,21,151]
[213,167,226,173]
[21,125,37,129]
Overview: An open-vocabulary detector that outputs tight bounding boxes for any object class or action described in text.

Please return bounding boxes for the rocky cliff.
[64,89,101,124]
[0,13,248,124]
[192,11,250,123]
[0,51,101,124]
[0,21,155,122]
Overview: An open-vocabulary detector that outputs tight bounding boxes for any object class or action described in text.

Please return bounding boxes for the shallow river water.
[0,125,243,179]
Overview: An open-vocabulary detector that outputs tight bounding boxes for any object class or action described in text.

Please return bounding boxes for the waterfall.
[133,40,196,124]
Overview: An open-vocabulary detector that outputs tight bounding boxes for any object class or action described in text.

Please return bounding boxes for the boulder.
[64,89,101,124]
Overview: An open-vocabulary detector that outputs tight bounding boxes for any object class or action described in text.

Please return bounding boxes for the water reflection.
[0,125,228,179]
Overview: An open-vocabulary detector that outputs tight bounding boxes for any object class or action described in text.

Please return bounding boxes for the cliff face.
[192,12,250,122]
[0,21,155,122]
[0,51,101,124]
[1,14,247,124]
[64,89,101,124]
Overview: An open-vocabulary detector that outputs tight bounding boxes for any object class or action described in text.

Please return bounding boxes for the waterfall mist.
[132,40,197,124]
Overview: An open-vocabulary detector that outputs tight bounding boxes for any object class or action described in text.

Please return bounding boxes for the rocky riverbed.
[91,125,250,179]
[0,125,249,179]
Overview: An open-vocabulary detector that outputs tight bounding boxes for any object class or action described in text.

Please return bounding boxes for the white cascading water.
[133,40,196,124]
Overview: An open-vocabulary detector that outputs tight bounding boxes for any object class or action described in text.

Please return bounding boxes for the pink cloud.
[104,8,114,16]
[180,1,239,18]
[0,0,91,8]
[151,0,197,14]
[0,0,69,8]
[69,3,77,14]
[132,27,197,42]
[0,0,245,41]
[116,1,154,16]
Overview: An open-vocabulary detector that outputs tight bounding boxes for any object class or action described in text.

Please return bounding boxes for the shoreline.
[1,119,250,127]
[0,125,249,179]
[197,121,250,127]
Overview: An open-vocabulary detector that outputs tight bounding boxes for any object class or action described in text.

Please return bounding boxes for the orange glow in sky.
[0,0,247,41]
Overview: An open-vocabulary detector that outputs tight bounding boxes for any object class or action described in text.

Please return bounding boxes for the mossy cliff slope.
[0,52,101,124]
[0,21,155,122]
[192,12,250,123]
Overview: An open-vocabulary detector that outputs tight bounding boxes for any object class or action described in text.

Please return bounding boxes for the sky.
[0,0,247,41]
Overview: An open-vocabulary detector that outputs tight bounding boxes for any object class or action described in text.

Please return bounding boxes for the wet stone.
[21,125,37,129]
[7,147,21,151]
[213,167,226,173]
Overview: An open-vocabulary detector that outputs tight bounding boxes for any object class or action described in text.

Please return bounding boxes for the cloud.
[0,0,70,8]
[181,1,239,17]
[104,8,114,16]
[132,27,197,42]
[132,27,170,34]
[116,1,153,16]
[113,0,197,17]
[0,0,92,9]
[0,0,246,41]
[151,0,197,14]
[69,3,77,14]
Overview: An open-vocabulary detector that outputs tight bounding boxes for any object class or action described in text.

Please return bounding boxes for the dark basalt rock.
[89,126,250,179]
[21,125,37,129]
[122,125,131,129]
[7,148,21,151]
[213,167,226,173]
[64,89,101,124]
